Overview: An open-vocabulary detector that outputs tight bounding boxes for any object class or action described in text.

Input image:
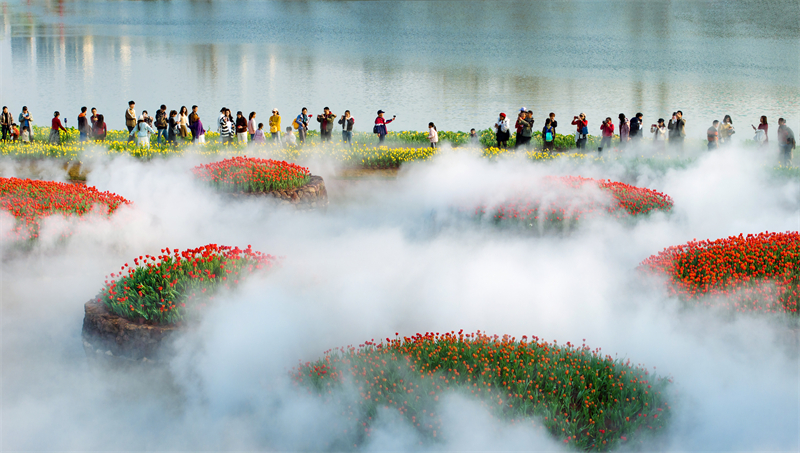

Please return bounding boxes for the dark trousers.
[516,135,531,148]
[127,125,135,141]
[780,144,793,165]
[1,125,9,140]
[599,136,612,152]
[576,137,587,150]
[298,128,306,143]
[321,130,332,141]
[378,134,386,144]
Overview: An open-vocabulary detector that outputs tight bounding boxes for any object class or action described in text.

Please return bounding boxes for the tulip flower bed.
[293,331,671,451]
[192,156,311,192]
[472,176,673,232]
[639,231,800,315]
[97,244,276,324]
[0,177,130,241]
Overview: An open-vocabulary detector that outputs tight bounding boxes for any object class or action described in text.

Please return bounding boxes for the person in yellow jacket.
[269,108,281,142]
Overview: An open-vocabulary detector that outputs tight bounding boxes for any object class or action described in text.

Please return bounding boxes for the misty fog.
[1,144,798,451]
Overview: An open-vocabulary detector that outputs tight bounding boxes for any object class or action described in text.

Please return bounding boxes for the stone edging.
[225,175,328,210]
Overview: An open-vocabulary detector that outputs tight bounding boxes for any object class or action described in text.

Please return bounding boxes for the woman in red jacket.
[571,113,588,150]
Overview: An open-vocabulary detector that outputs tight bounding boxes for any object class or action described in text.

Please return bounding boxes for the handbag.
[754,130,765,142]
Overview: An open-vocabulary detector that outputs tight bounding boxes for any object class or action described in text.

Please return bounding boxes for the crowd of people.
[0,102,795,164]
[493,108,795,163]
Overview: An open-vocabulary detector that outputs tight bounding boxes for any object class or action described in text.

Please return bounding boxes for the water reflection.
[1,0,798,135]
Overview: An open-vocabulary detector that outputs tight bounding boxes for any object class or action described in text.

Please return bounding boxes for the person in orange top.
[707,120,720,150]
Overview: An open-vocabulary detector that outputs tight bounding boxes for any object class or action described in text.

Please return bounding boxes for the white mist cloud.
[1,145,798,450]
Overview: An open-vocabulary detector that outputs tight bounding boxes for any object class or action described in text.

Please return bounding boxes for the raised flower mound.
[474,176,672,229]
[98,244,276,324]
[639,231,800,315]
[192,156,311,192]
[0,177,130,240]
[293,331,671,451]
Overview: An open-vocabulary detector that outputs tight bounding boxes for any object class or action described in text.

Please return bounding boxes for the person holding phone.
[752,116,768,147]
[374,110,395,144]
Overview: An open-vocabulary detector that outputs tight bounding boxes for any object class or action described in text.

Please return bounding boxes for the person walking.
[542,118,556,152]
[515,110,534,148]
[189,105,205,144]
[295,108,309,144]
[752,116,768,147]
[718,115,735,146]
[373,110,394,144]
[651,118,667,150]
[247,112,257,141]
[707,120,720,150]
[178,106,190,140]
[49,111,67,144]
[1,106,12,140]
[130,118,156,147]
[338,110,354,145]
[494,113,510,148]
[77,107,89,142]
[667,111,686,151]
[154,105,168,145]
[618,114,630,149]
[777,118,795,165]
[18,106,33,142]
[571,113,588,150]
[92,114,107,141]
[125,101,136,142]
[629,113,643,142]
[598,117,614,153]
[428,122,439,148]
[236,111,248,144]
[317,107,336,142]
[269,109,282,142]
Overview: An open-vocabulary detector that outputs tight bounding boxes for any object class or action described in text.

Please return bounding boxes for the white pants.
[197,134,205,144]
[237,132,248,144]
[139,137,150,148]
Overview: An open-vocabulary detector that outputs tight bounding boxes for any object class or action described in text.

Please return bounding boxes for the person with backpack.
[542,118,556,152]
[571,113,588,150]
[295,108,309,144]
[317,107,336,142]
[777,118,796,165]
[618,113,630,149]
[598,117,614,153]
[373,110,395,144]
[338,110,355,145]
[155,104,168,144]
[494,113,510,148]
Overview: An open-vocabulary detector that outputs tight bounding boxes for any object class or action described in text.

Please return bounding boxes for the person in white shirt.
[130,119,156,147]
[284,126,296,146]
[494,113,510,147]
[428,122,439,148]
[650,118,667,150]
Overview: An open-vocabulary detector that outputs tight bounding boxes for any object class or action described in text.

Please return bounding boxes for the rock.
[222,175,329,211]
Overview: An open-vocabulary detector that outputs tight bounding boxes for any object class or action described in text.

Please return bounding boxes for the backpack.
[292,118,300,130]
[580,125,588,138]
[156,110,167,128]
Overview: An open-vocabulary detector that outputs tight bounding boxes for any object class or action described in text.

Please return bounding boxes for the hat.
[519,107,526,112]
[377,110,385,114]
[499,113,506,118]
[272,108,278,112]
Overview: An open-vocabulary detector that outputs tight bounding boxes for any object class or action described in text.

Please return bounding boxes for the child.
[284,126,296,146]
[428,122,438,148]
[469,128,479,145]
[20,125,31,143]
[11,122,19,141]
[253,123,267,144]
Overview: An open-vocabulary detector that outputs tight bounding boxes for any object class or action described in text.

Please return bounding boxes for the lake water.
[1,0,798,139]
